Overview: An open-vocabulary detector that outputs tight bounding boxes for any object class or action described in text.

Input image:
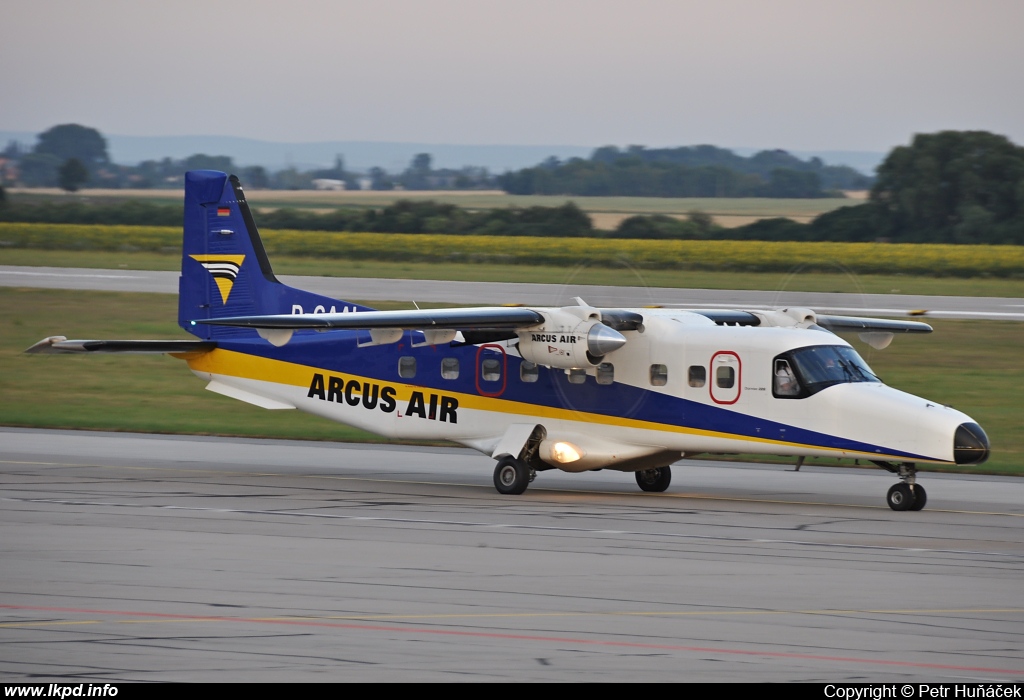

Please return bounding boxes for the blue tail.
[179,170,372,340]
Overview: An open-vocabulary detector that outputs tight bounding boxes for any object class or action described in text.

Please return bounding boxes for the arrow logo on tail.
[190,254,245,304]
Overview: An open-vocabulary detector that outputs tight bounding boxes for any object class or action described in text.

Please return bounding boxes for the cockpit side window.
[776,345,880,398]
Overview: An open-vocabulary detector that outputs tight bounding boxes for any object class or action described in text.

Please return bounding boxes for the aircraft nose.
[954,422,990,465]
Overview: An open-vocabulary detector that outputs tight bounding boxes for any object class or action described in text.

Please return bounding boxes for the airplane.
[26,170,991,511]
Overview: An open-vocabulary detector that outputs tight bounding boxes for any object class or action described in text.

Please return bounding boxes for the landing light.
[551,441,583,464]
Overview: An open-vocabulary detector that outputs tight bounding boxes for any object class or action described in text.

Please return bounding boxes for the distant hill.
[0,130,884,175]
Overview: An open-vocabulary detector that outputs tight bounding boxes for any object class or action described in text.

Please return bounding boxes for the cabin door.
[710,351,741,405]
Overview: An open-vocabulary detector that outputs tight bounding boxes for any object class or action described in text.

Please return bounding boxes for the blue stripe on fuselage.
[213,328,931,461]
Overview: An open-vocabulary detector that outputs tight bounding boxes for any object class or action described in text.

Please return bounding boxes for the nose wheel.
[887,483,927,511]
[876,462,928,511]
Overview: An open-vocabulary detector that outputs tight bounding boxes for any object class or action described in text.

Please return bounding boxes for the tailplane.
[179,170,371,340]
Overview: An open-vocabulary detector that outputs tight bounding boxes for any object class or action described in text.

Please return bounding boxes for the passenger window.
[481,358,501,382]
[567,368,587,384]
[398,356,416,379]
[773,358,800,397]
[596,363,614,385]
[441,357,459,380]
[520,361,539,383]
[650,364,668,386]
[688,365,706,388]
[716,365,735,389]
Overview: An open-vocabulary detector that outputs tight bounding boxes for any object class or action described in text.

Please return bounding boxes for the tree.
[2,140,25,159]
[399,153,434,190]
[612,214,701,239]
[182,154,234,172]
[871,130,1024,243]
[58,158,89,192]
[369,167,394,190]
[17,153,62,186]
[687,210,715,236]
[35,124,108,168]
[272,167,314,190]
[411,153,432,173]
[241,165,269,189]
[763,168,823,198]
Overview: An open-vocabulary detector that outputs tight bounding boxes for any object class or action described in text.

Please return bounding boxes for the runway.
[3,265,1023,320]
[2,428,1022,682]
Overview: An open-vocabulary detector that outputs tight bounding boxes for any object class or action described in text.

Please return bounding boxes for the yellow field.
[3,222,1022,278]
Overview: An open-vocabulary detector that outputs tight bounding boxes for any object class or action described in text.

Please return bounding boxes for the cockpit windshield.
[774,345,879,398]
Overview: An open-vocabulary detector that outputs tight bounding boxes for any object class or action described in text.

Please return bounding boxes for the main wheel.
[886,483,916,511]
[908,484,927,511]
[635,466,672,493]
[493,457,530,495]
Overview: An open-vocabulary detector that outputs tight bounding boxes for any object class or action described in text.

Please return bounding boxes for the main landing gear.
[493,456,534,495]
[492,459,675,495]
[875,461,927,511]
[635,466,672,492]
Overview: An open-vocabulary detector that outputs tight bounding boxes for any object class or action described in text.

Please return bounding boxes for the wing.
[25,337,216,355]
[689,309,932,334]
[195,304,933,343]
[192,304,641,359]
[190,306,544,331]
[815,315,932,334]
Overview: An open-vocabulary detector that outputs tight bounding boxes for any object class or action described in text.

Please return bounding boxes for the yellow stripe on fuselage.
[186,348,944,463]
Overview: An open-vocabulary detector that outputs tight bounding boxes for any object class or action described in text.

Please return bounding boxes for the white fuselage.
[186,308,975,471]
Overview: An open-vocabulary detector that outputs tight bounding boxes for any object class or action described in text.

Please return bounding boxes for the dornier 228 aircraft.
[27,170,991,511]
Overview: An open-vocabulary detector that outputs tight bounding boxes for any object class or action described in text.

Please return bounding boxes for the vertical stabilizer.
[178,170,372,339]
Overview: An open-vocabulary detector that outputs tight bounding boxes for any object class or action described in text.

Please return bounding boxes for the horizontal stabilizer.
[816,315,932,334]
[25,337,217,355]
[194,307,545,331]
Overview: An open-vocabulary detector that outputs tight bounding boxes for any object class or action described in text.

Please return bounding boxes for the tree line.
[497,145,872,198]
[0,197,597,238]
[3,124,870,198]
[3,129,1021,244]
[0,125,498,192]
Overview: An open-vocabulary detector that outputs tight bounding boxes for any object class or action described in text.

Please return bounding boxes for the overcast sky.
[3,0,1023,153]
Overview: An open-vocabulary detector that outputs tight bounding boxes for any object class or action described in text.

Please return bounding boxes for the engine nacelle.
[755,307,819,329]
[517,308,627,369]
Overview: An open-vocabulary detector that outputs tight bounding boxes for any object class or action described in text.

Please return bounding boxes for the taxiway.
[1,428,1022,682]
[2,265,1023,320]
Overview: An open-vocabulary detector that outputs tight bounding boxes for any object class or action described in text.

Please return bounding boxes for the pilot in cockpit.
[774,360,799,396]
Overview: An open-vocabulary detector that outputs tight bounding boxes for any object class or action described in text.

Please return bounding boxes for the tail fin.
[179,170,372,340]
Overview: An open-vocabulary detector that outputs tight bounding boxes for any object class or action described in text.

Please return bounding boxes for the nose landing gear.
[886,482,927,511]
[877,462,927,511]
